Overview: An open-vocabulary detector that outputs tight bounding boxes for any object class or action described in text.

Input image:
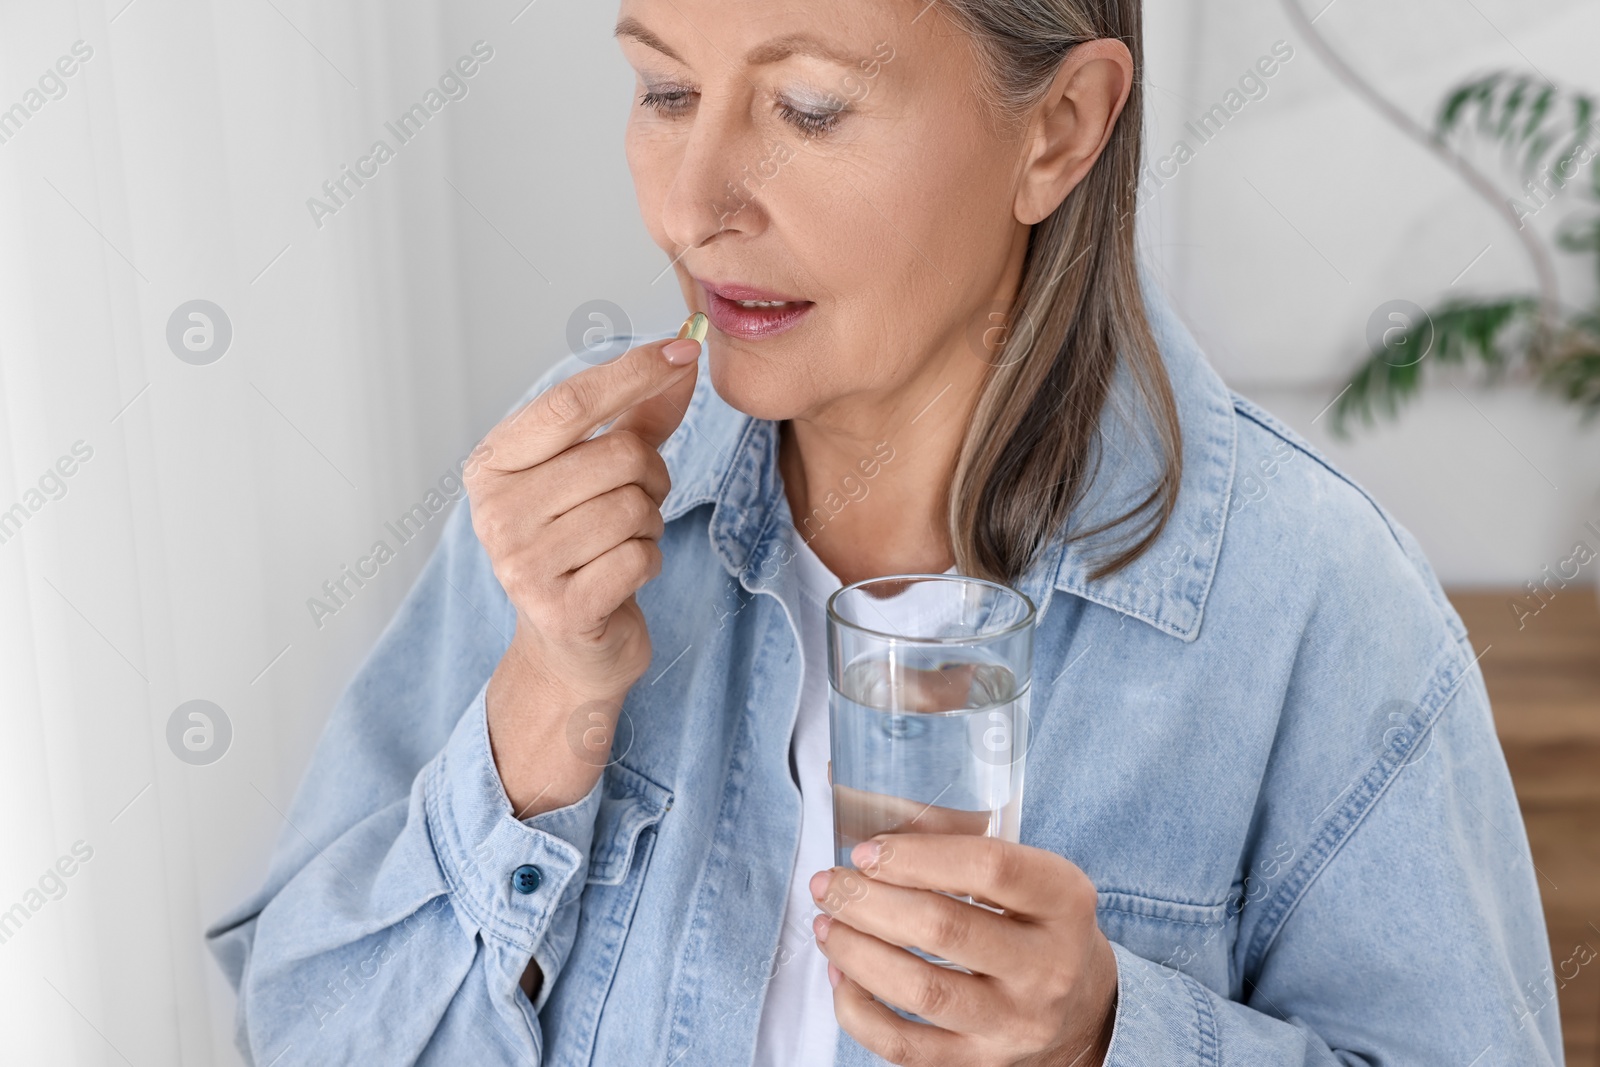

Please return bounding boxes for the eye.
[776,98,844,136]
[640,86,695,117]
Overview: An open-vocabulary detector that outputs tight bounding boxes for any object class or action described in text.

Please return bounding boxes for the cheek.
[771,182,875,297]
[775,167,960,368]
[762,145,919,310]
[798,122,1009,316]
[625,126,675,246]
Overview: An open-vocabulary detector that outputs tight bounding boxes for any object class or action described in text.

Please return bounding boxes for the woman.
[207,0,1562,1063]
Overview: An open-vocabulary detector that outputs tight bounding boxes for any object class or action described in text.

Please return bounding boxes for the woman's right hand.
[467,334,701,818]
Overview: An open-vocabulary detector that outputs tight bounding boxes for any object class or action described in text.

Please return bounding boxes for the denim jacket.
[206,274,1562,1066]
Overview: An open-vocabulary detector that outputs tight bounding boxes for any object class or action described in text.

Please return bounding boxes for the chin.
[706,347,813,422]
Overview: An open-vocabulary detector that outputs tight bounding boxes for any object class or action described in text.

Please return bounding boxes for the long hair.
[940,0,1181,584]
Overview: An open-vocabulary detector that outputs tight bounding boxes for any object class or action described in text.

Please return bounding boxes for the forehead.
[614,0,900,69]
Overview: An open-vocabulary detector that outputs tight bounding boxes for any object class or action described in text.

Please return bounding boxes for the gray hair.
[939,0,1181,583]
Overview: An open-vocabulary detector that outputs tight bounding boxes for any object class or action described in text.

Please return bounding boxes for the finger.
[610,339,699,449]
[564,538,662,631]
[831,970,967,1067]
[544,484,664,574]
[832,784,993,852]
[488,338,699,473]
[851,835,1089,920]
[536,430,672,517]
[812,870,1025,977]
[816,912,1006,1035]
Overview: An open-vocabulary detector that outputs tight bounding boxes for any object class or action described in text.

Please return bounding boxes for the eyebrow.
[614,16,686,63]
[744,32,867,67]
[614,17,867,68]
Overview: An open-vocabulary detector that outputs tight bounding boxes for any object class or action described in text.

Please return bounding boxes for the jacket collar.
[658,267,1238,642]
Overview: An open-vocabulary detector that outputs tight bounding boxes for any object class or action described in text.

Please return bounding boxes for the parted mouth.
[692,276,817,340]
[694,277,810,307]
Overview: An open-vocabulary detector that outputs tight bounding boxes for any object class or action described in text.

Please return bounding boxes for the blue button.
[511,864,542,895]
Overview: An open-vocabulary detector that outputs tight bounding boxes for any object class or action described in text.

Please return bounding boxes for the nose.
[658,105,771,253]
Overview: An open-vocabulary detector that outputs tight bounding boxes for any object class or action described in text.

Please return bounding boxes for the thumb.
[610,335,701,449]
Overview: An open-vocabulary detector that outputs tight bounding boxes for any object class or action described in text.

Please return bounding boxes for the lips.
[696,278,815,340]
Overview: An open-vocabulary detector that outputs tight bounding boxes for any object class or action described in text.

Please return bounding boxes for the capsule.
[677,311,709,343]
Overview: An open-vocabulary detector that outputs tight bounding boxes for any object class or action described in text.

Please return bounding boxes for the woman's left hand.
[809,834,1118,1067]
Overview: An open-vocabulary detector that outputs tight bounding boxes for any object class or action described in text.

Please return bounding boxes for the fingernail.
[809,870,831,902]
[851,840,880,869]
[828,963,841,989]
[662,338,700,365]
[676,310,709,343]
[813,914,831,944]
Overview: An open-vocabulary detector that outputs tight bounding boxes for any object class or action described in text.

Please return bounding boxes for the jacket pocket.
[585,761,673,886]
[1095,889,1238,997]
[540,759,672,1067]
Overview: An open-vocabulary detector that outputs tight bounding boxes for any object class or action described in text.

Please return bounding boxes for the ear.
[1014,39,1135,226]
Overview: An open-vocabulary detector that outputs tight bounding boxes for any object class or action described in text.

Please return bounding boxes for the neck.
[779,223,1030,585]
[778,339,987,587]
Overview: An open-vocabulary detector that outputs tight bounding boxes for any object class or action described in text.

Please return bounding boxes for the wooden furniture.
[1449,588,1600,1065]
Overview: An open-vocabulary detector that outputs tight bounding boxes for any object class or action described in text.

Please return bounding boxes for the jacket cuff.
[424,682,604,1010]
[1101,941,1221,1066]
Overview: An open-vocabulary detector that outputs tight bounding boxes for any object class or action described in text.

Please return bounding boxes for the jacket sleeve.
[205,358,604,1066]
[1100,637,1563,1064]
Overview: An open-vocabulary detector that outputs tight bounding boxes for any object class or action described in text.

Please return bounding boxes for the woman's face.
[617,0,1036,425]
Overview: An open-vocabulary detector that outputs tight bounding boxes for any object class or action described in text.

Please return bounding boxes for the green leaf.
[1331,298,1540,436]
[1556,214,1600,252]
[1437,74,1500,138]
[1521,85,1556,146]
[1338,70,1600,437]
[1541,350,1600,415]
[1497,78,1529,141]
[1435,72,1598,187]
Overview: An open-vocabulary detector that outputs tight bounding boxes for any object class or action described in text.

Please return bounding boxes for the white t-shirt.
[753,526,842,1067]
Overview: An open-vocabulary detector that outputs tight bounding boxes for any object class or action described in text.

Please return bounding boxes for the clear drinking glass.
[826,573,1035,971]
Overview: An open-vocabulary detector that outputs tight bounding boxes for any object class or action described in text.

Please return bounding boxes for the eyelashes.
[638,87,693,116]
[774,98,842,136]
[638,84,845,136]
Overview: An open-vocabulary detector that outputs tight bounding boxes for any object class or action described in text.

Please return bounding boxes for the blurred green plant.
[1331,72,1600,436]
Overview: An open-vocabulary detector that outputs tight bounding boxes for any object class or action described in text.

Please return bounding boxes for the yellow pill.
[676,311,709,343]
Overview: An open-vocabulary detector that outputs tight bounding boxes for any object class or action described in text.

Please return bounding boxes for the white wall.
[0,1,489,1063]
[1140,0,1600,585]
